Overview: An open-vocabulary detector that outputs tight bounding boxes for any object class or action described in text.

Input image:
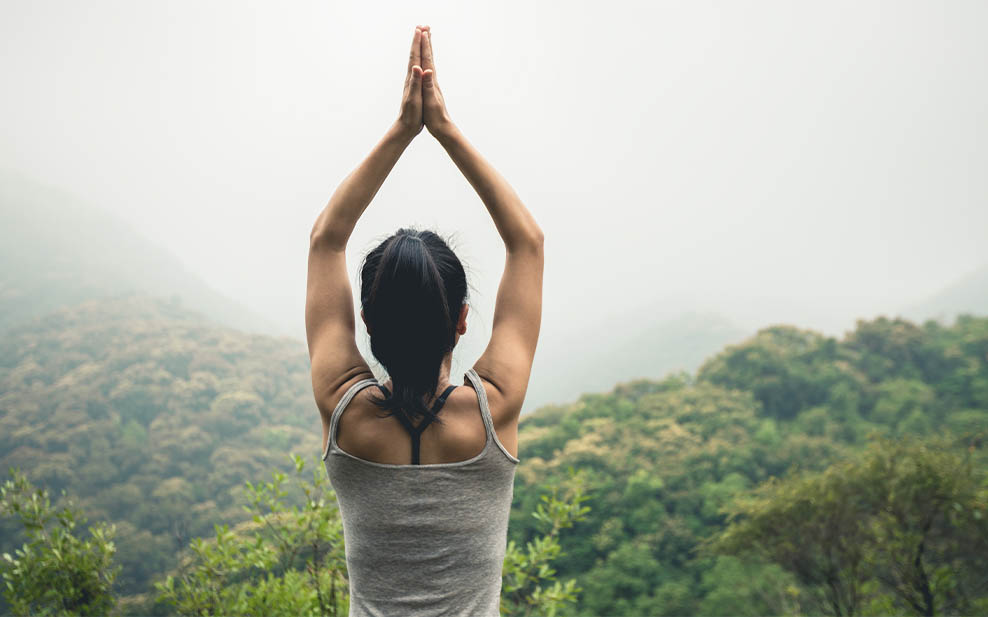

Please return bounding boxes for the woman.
[305,24,544,616]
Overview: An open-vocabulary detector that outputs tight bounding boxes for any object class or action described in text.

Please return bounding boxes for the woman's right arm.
[420,29,544,425]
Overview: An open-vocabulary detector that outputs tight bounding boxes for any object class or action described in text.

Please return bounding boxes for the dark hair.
[360,227,468,427]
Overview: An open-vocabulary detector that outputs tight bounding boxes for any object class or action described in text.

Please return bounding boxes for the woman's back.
[322,368,519,617]
[306,24,543,617]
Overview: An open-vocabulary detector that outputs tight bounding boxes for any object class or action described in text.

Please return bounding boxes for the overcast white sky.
[2,1,987,360]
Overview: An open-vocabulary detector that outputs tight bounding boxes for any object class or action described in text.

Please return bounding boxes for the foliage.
[509,315,988,616]
[150,454,588,617]
[706,435,988,616]
[861,436,988,615]
[698,326,852,420]
[501,467,591,617]
[3,293,987,615]
[0,469,120,617]
[0,296,319,595]
[153,454,348,617]
[510,375,836,616]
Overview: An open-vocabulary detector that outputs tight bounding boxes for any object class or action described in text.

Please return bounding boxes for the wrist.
[431,120,460,147]
[389,119,420,145]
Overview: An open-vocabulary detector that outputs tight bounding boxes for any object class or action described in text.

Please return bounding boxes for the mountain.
[524,310,749,413]
[0,169,751,411]
[1,291,985,611]
[0,295,318,594]
[0,169,276,334]
[509,315,988,616]
[900,263,988,324]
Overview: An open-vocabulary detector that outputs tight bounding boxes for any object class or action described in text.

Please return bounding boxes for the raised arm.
[306,26,427,420]
[421,30,544,425]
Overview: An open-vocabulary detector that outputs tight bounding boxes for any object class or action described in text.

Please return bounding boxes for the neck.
[436,353,452,387]
[382,353,455,402]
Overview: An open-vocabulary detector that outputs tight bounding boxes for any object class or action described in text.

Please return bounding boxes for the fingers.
[406,64,423,104]
[421,29,435,77]
[407,27,422,78]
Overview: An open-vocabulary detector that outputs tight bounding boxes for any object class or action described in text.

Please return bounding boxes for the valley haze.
[2,0,987,412]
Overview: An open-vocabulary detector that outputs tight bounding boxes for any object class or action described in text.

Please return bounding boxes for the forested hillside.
[1,293,985,615]
[0,295,319,593]
[508,316,988,615]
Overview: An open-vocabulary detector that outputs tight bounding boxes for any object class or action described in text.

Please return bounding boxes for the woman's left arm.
[307,26,427,413]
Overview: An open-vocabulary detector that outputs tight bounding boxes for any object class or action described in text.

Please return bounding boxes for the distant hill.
[0,170,276,334]
[525,310,749,413]
[0,295,318,594]
[901,263,988,324]
[1,291,985,611]
[510,315,988,616]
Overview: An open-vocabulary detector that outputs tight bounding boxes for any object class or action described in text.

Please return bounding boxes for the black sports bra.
[376,384,458,465]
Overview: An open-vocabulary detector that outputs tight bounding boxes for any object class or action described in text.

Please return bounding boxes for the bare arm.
[421,29,544,424]
[306,121,415,403]
[436,126,544,251]
[309,122,416,252]
[306,27,426,420]
[440,126,544,419]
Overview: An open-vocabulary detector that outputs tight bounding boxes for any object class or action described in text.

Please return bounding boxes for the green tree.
[153,454,349,617]
[697,325,855,420]
[696,555,804,617]
[707,435,988,616]
[0,469,120,617]
[859,437,988,616]
[707,457,872,615]
[500,468,591,617]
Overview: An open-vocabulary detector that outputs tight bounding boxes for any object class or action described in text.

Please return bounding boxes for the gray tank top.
[321,368,520,617]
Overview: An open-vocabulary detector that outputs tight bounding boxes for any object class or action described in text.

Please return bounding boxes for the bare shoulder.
[469,369,520,459]
[470,366,527,426]
[337,378,501,464]
[316,370,377,425]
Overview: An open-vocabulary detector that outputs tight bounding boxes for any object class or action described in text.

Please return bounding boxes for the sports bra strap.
[379,384,459,465]
[322,371,519,465]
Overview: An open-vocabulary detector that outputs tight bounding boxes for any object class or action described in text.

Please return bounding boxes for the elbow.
[309,225,346,252]
[308,225,326,251]
[532,226,545,247]
[510,226,543,254]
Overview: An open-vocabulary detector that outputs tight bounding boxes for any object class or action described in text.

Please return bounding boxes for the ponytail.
[359,228,467,426]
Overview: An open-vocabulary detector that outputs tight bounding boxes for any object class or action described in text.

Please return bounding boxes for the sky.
[2,0,987,384]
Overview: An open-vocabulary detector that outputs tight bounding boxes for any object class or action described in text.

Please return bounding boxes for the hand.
[420,28,454,139]
[396,26,426,138]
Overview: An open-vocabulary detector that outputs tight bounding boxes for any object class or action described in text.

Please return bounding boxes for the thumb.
[423,69,435,91]
[411,65,423,89]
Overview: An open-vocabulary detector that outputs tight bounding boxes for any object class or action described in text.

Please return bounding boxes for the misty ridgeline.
[1,175,987,616]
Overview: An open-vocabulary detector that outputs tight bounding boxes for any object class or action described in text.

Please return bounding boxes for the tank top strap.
[322,377,380,461]
[463,368,521,464]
